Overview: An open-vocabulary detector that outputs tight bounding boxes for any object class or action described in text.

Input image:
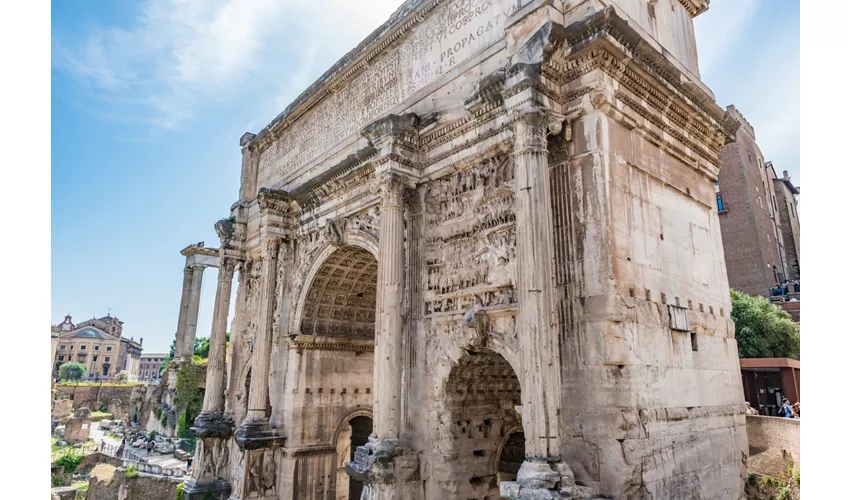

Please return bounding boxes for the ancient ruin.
[176,1,749,498]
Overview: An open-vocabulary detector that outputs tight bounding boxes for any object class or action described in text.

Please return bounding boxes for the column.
[175,266,193,360]
[373,173,407,441]
[195,257,237,427]
[240,237,280,431]
[184,259,237,500]
[512,106,563,459]
[182,264,205,359]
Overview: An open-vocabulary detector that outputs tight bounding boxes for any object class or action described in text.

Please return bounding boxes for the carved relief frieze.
[421,155,518,318]
[245,449,276,499]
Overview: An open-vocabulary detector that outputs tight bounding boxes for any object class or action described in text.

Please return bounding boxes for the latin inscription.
[257,0,516,188]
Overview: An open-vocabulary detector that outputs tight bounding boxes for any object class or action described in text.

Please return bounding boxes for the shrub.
[161,411,168,427]
[56,455,84,473]
[175,482,185,500]
[125,463,139,478]
[59,362,88,382]
[114,371,130,383]
[747,472,755,486]
[52,475,66,487]
[149,430,157,441]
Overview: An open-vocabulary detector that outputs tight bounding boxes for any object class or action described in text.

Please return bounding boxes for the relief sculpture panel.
[422,155,517,317]
[256,0,517,187]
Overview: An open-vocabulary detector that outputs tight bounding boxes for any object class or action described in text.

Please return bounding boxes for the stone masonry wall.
[85,463,182,500]
[746,415,799,480]
[55,384,141,412]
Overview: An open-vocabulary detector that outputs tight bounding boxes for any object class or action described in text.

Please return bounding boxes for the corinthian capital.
[260,237,282,260]
[219,257,239,278]
[511,104,566,154]
[376,172,409,207]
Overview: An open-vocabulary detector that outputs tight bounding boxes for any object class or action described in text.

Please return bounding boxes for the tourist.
[779,398,793,418]
[745,402,758,416]
[792,402,800,418]
[117,437,125,458]
[186,456,193,473]
[146,439,154,455]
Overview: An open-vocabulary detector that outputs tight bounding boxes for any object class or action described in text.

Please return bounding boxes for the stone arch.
[292,228,379,337]
[333,409,374,500]
[432,347,524,499]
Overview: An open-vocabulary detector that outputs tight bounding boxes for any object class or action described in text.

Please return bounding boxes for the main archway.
[287,242,378,498]
[438,349,524,499]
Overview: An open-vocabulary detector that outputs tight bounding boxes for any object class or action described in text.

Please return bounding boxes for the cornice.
[180,242,219,258]
[247,0,446,153]
[531,8,738,142]
[289,147,377,212]
[285,334,375,353]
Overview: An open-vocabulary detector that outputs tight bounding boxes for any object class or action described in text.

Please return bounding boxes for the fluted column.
[243,237,280,427]
[373,173,407,440]
[175,266,193,359]
[512,106,563,458]
[182,264,206,359]
[198,258,236,420]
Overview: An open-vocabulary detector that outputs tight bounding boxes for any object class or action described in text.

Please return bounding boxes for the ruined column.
[174,266,193,360]
[195,255,237,424]
[182,264,205,359]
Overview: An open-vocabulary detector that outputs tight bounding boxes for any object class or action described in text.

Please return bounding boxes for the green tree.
[59,362,88,382]
[731,289,800,359]
[114,371,129,383]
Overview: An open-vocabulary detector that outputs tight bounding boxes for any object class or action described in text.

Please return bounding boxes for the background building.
[138,354,167,381]
[52,314,142,381]
[772,169,801,281]
[717,105,792,297]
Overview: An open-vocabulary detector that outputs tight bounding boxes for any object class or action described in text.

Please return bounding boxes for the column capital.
[510,104,567,154]
[374,171,413,207]
[259,237,282,260]
[218,257,238,278]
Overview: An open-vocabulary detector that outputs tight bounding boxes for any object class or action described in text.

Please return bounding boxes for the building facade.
[772,170,800,281]
[52,314,143,381]
[177,2,749,499]
[139,354,168,381]
[716,106,789,297]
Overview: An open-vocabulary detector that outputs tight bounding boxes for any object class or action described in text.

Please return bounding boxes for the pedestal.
[345,437,419,500]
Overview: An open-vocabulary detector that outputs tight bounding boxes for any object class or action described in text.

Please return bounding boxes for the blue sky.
[51,0,800,354]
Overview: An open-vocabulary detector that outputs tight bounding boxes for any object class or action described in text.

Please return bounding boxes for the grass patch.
[89,411,113,422]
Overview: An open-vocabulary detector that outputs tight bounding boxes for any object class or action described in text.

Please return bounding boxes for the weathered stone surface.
[172,1,748,499]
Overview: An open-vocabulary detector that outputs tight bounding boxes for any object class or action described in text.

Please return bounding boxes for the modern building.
[138,354,168,381]
[52,314,143,381]
[716,105,791,297]
[740,358,800,416]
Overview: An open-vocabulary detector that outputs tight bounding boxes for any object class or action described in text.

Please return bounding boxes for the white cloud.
[55,0,401,130]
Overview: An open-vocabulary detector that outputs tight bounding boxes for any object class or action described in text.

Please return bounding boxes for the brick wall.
[773,178,800,280]
[746,415,799,479]
[717,107,788,296]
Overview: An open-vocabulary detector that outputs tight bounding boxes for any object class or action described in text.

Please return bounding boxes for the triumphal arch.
[179,1,748,498]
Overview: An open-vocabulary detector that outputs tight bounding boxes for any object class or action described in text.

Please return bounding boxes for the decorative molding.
[285,334,375,353]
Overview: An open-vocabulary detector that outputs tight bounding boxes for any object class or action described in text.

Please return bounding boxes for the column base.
[192,412,234,439]
[235,417,286,451]
[345,437,420,500]
[499,460,601,500]
[181,478,231,500]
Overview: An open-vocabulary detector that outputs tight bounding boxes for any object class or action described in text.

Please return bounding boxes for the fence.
[122,447,187,478]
